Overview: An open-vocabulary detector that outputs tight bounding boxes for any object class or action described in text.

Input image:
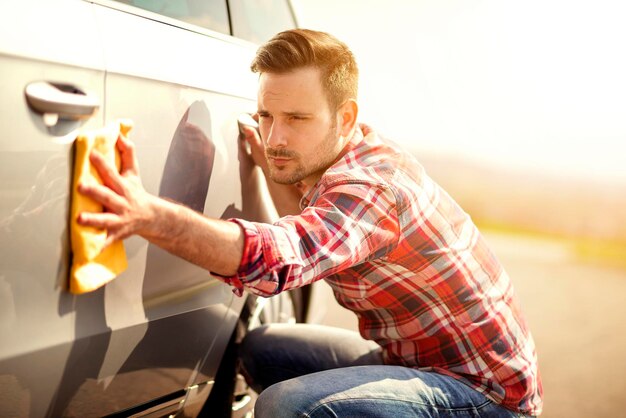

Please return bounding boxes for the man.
[78,29,542,417]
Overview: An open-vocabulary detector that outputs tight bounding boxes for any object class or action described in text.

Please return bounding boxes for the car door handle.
[25,81,100,122]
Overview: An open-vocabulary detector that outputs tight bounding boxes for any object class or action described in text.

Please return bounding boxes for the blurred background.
[291,1,626,416]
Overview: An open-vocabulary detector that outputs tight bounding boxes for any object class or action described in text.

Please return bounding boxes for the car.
[0,0,320,417]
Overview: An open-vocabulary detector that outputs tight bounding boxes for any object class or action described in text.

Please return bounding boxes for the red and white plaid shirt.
[224,126,543,415]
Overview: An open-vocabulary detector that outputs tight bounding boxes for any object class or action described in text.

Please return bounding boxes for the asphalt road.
[318,232,626,418]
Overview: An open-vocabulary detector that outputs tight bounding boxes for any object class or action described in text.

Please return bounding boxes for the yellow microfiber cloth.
[69,120,132,294]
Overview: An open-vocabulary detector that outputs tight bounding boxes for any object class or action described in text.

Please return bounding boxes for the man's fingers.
[242,125,256,139]
[78,182,127,214]
[116,134,140,176]
[242,126,262,148]
[240,126,252,143]
[242,126,264,152]
[76,211,119,230]
[239,125,269,172]
[89,151,125,195]
[76,213,127,249]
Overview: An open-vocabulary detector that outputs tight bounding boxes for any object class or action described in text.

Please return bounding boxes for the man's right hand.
[76,132,158,248]
[79,132,245,276]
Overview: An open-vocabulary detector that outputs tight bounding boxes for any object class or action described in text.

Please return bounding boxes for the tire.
[199,289,303,418]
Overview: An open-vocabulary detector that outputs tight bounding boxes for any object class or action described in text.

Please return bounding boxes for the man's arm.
[77,133,244,276]
[240,124,303,217]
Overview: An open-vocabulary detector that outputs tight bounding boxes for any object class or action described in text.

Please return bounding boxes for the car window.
[113,0,231,35]
[228,0,296,44]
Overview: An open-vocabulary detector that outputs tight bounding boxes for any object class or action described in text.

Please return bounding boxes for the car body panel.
[0,0,299,416]
[0,1,107,415]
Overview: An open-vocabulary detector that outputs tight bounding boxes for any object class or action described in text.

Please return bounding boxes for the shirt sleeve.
[220,181,400,297]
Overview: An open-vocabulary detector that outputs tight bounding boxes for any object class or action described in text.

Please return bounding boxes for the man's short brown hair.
[251,29,359,111]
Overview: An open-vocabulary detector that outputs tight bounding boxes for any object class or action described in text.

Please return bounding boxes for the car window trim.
[227,0,299,44]
[86,0,257,48]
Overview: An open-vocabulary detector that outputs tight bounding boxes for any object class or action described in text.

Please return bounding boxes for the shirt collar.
[299,125,367,209]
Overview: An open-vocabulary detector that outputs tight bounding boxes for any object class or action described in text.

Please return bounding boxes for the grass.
[476,219,626,271]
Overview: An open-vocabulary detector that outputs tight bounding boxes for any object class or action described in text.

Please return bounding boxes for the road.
[318,232,626,417]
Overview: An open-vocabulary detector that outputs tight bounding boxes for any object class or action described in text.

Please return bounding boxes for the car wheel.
[231,290,301,418]
[199,290,302,418]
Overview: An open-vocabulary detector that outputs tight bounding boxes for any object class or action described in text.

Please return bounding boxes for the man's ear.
[338,99,358,138]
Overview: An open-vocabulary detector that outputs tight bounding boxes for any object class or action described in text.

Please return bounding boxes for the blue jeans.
[240,324,531,418]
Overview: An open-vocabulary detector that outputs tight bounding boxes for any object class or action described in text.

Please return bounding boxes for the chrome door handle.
[25,81,100,123]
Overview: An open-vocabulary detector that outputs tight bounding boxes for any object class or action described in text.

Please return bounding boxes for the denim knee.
[254,379,309,418]
[239,325,269,393]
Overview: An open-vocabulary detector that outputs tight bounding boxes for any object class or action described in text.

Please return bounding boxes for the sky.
[292,0,626,183]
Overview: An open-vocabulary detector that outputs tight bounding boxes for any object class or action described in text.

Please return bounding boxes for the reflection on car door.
[0,0,286,415]
[54,2,272,415]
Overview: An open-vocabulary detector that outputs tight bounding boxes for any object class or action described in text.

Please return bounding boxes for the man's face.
[257,67,343,186]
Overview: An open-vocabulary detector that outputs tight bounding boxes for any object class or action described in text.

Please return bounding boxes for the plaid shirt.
[224,126,543,415]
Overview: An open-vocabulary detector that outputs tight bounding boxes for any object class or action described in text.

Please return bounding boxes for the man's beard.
[266,120,339,185]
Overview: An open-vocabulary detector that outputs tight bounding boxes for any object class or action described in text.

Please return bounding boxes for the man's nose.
[265,121,288,148]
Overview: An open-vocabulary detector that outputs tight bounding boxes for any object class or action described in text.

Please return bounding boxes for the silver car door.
[58,1,277,416]
[0,1,107,417]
